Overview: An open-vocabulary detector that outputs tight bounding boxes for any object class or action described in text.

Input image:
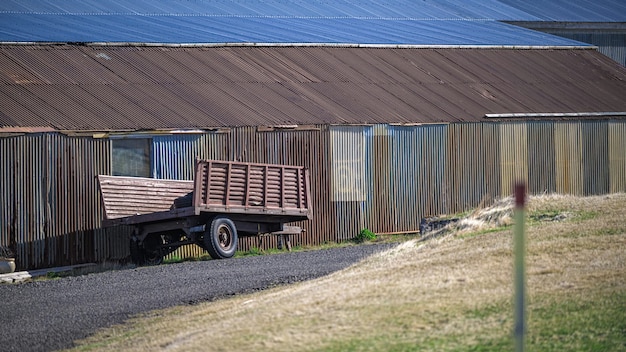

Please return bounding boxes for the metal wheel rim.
[217,224,233,250]
[144,251,161,265]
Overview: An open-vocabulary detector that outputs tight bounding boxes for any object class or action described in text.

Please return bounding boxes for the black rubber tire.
[130,235,164,266]
[204,216,238,259]
[129,238,145,266]
[142,234,164,265]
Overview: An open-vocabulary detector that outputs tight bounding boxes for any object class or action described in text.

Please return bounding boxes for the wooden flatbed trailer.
[98,159,312,265]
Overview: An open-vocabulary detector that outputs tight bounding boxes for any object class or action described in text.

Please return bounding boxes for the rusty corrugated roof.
[1,45,625,132]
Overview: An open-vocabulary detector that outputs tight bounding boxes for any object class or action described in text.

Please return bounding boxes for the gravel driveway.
[0,243,394,352]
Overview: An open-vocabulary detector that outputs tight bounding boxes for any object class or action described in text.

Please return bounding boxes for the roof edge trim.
[0,126,57,133]
[0,41,596,50]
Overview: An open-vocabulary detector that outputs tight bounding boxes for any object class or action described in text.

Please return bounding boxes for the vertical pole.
[514,182,526,352]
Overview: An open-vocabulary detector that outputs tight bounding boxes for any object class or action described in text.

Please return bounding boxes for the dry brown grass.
[70,194,626,352]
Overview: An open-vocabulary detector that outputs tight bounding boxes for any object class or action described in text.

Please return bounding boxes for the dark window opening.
[112,138,151,177]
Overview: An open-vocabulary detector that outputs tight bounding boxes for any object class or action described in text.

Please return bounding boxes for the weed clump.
[355,228,377,243]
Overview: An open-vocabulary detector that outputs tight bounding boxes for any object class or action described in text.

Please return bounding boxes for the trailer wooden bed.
[98,159,312,265]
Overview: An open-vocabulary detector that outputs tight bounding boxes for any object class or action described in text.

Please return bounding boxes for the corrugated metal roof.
[0,0,538,20]
[0,0,587,46]
[0,15,586,46]
[1,45,625,132]
[499,0,626,22]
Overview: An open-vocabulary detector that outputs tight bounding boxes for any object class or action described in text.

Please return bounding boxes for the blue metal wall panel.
[153,134,202,180]
[386,124,449,231]
[386,126,420,231]
[330,126,367,240]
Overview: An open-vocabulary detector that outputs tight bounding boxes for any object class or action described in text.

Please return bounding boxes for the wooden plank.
[98,159,312,225]
[97,175,194,219]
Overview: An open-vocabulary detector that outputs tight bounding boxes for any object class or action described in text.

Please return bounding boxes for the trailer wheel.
[143,234,164,265]
[204,216,238,259]
[130,238,145,265]
[130,235,164,266]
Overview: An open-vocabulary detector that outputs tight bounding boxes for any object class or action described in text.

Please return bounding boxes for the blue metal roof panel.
[498,0,626,22]
[5,0,625,22]
[0,14,588,46]
[0,0,537,20]
[4,0,614,46]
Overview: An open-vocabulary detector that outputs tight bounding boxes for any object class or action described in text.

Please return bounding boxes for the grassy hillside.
[70,194,626,351]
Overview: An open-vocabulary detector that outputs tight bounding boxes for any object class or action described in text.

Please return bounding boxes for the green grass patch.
[529,209,565,224]
[163,256,183,264]
[528,290,626,351]
[528,208,598,225]
[236,246,264,257]
[309,289,626,352]
[573,210,599,222]
[355,228,377,243]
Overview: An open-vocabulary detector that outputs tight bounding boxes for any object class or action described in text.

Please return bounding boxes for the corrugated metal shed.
[0,0,585,45]
[1,45,625,132]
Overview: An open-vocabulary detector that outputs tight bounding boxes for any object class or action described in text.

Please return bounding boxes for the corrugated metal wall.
[554,122,584,195]
[609,122,626,192]
[447,123,500,214]
[1,133,128,270]
[2,120,626,270]
[500,123,529,196]
[528,122,556,194]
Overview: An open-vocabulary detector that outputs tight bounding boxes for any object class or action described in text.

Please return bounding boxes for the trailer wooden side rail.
[98,159,312,265]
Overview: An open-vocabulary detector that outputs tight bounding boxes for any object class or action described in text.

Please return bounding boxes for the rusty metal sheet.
[499,122,529,196]
[447,122,501,212]
[609,122,626,193]
[527,121,556,194]
[554,122,584,195]
[582,121,610,195]
[2,45,626,132]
